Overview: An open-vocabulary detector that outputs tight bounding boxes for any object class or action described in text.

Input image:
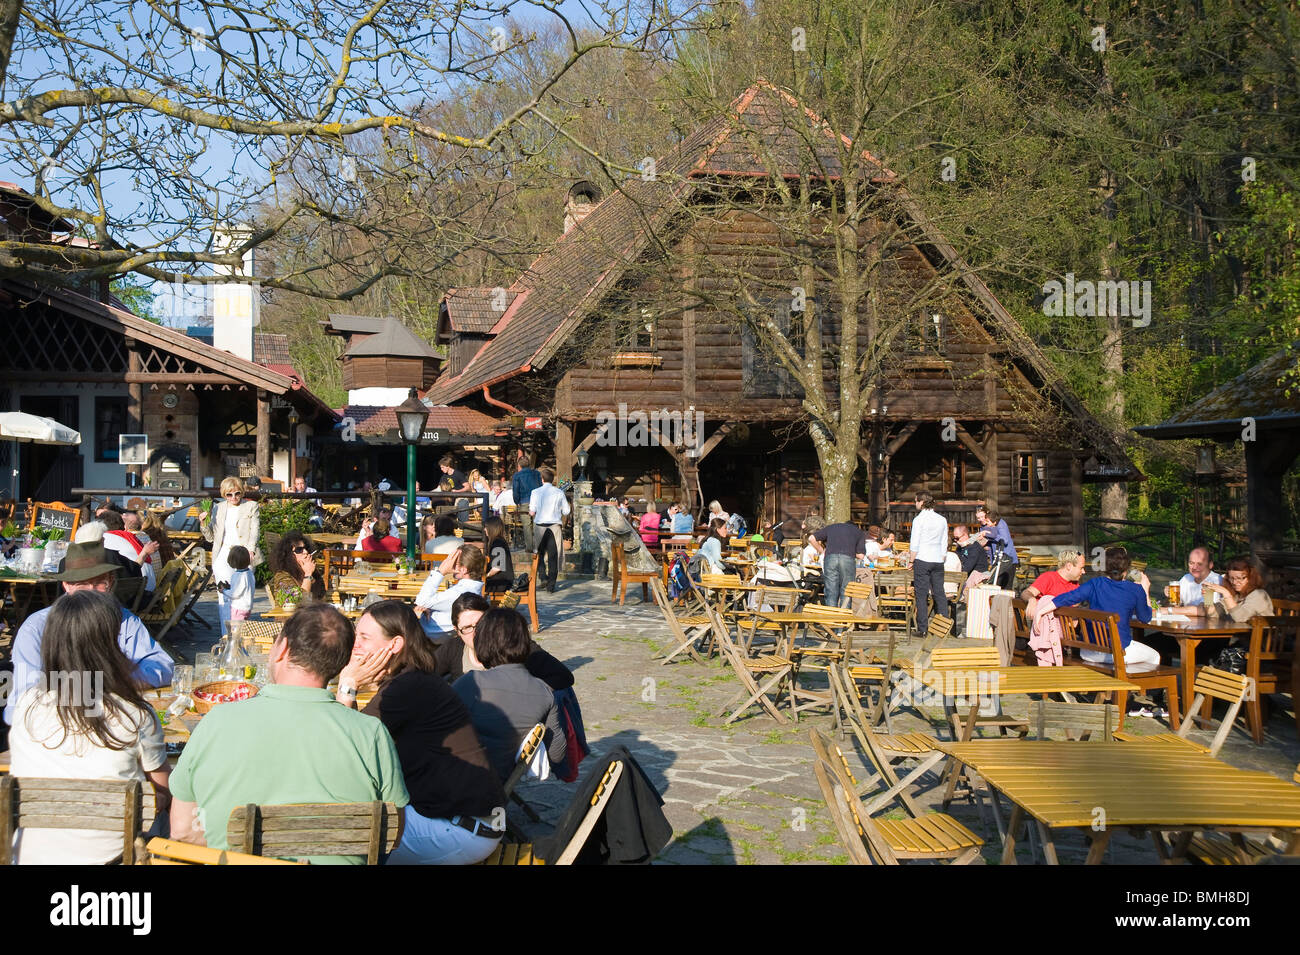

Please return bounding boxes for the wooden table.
[337,573,425,601]
[749,609,890,655]
[1131,615,1251,723]
[912,666,1140,812]
[0,573,59,632]
[934,739,1300,864]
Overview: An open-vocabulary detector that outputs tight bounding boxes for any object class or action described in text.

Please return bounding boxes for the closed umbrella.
[0,411,81,502]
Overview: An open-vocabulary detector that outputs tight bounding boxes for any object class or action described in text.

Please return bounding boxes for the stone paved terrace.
[168,579,1300,865]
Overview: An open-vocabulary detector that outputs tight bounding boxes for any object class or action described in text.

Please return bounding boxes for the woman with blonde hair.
[201,476,261,584]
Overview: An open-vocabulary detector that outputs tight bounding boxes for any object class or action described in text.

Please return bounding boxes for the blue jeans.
[822,553,855,608]
[384,806,501,865]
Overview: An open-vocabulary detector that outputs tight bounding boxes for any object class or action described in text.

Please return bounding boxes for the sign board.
[421,428,446,444]
[1084,464,1130,479]
[31,501,79,537]
[118,434,149,467]
[524,417,543,431]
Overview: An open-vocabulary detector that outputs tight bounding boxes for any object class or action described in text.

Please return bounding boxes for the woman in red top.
[363,517,403,553]
[1023,547,1085,600]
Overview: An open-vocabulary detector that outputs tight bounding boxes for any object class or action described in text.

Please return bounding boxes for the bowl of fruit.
[192,680,258,714]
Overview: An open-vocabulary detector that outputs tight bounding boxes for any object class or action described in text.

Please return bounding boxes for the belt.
[451,815,504,839]
[536,523,559,527]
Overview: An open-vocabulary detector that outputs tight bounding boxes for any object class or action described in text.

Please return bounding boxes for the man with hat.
[3,541,174,725]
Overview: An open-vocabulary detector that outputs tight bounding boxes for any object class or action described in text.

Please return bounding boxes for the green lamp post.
[395,390,428,566]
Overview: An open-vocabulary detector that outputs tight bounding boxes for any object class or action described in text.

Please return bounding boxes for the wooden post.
[1071,457,1085,545]
[554,419,574,482]
[126,343,144,487]
[256,391,271,478]
[1244,437,1299,557]
[982,428,1000,512]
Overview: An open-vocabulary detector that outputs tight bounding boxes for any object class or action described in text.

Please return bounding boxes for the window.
[615,307,656,352]
[904,310,947,355]
[1015,451,1050,495]
[742,299,805,399]
[942,452,965,496]
[94,397,129,463]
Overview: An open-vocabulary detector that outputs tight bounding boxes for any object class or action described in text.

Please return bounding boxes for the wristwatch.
[338,683,357,701]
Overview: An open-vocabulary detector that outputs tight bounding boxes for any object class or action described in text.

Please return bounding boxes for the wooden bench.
[226,801,403,864]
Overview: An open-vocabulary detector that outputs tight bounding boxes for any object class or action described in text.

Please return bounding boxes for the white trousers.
[1080,639,1161,668]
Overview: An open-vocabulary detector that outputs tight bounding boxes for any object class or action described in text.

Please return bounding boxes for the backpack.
[668,556,692,599]
[727,513,747,537]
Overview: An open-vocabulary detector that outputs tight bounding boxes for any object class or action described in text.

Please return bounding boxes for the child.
[219,545,255,633]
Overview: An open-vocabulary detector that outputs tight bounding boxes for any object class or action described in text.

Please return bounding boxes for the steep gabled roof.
[322,313,392,337]
[1134,346,1300,439]
[253,332,292,365]
[344,404,502,437]
[343,318,440,360]
[443,287,514,335]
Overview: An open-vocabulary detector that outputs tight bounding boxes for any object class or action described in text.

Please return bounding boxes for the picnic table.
[336,572,424,602]
[1131,615,1251,723]
[934,739,1300,864]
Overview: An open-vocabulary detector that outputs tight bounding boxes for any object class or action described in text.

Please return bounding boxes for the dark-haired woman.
[8,590,170,864]
[334,599,505,865]
[482,516,514,595]
[435,592,573,690]
[269,530,326,606]
[361,517,402,553]
[452,608,566,782]
[1201,556,1274,623]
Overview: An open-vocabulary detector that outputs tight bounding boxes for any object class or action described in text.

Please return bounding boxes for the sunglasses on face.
[225,492,241,499]
[293,546,310,555]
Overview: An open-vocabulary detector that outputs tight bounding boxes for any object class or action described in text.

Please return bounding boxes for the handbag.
[511,573,530,592]
[1211,645,1247,675]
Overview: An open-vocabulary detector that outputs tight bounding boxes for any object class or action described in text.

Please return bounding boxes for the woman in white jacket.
[202,476,262,585]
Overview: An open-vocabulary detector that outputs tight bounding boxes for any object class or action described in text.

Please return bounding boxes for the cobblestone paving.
[174,578,1299,865]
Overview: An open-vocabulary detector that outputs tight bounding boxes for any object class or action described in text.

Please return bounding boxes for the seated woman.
[334,600,505,865]
[1201,556,1274,623]
[638,502,661,547]
[8,590,171,864]
[360,517,402,554]
[270,530,326,606]
[1022,548,1086,602]
[482,516,514,594]
[452,608,567,782]
[696,518,729,575]
[424,514,462,556]
[1051,545,1158,670]
[435,593,574,690]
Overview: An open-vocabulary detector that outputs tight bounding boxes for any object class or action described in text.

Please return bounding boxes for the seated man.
[1169,546,1222,612]
[414,544,486,638]
[168,604,409,864]
[4,542,174,725]
[98,509,159,593]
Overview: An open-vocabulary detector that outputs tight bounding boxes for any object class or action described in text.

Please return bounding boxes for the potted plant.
[20,526,63,573]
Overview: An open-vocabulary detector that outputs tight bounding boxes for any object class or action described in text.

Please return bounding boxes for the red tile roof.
[444,287,514,335]
[344,404,502,437]
[254,332,292,364]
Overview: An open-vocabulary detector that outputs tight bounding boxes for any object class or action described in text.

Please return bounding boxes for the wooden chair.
[321,548,357,590]
[1242,615,1296,744]
[1181,762,1300,866]
[1005,700,1120,741]
[145,837,302,865]
[1271,597,1300,617]
[237,618,284,652]
[0,776,143,864]
[519,551,540,633]
[809,730,982,865]
[843,580,877,617]
[112,574,146,613]
[480,758,625,865]
[650,577,715,665]
[610,542,655,606]
[928,645,1031,741]
[710,603,795,725]
[1115,666,1252,756]
[501,723,546,830]
[226,801,403,864]
[1054,605,1181,729]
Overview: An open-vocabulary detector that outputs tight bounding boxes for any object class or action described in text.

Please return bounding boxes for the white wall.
[8,381,130,490]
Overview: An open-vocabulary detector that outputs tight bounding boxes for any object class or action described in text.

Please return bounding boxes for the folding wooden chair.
[0,776,144,864]
[237,618,284,653]
[1004,700,1120,742]
[1115,667,1251,756]
[518,551,541,633]
[226,801,403,864]
[1055,605,1181,729]
[1180,762,1300,866]
[1242,615,1295,744]
[501,722,546,831]
[111,574,146,613]
[479,759,625,865]
[810,730,982,865]
[650,578,715,665]
[928,645,1032,742]
[711,605,794,725]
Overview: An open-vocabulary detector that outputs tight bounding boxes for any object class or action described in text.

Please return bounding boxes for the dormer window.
[616,308,656,351]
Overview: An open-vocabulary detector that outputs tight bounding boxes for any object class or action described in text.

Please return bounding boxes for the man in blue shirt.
[4,542,174,725]
[511,450,543,554]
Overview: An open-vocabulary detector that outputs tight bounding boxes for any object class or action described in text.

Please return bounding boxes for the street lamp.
[576,448,589,481]
[287,408,300,487]
[395,389,428,565]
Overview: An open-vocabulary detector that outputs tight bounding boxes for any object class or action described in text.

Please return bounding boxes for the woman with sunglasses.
[201,476,262,587]
[269,530,326,606]
[334,599,505,864]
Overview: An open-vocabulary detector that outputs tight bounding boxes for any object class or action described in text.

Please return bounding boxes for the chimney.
[563,180,602,234]
[211,224,258,362]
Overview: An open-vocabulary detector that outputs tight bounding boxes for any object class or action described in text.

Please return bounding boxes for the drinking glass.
[194,653,216,685]
[173,665,194,697]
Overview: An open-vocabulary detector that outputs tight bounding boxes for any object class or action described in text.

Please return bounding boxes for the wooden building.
[424,85,1133,545]
[0,183,336,500]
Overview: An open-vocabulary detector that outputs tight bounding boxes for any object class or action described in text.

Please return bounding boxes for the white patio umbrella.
[0,411,81,502]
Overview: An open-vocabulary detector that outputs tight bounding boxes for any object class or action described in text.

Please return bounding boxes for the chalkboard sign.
[30,501,80,538]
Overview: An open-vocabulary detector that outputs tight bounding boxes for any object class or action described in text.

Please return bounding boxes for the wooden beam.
[982,427,1000,511]
[256,391,271,477]
[885,423,919,458]
[574,423,610,456]
[127,348,144,486]
[694,423,735,462]
[554,419,574,482]
[952,423,990,468]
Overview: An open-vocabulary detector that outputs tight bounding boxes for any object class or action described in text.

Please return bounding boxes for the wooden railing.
[1084,517,1177,566]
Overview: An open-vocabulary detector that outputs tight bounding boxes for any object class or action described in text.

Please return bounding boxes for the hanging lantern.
[1195,445,1218,476]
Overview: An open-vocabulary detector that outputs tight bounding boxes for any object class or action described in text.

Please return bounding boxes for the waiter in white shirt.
[529,467,570,593]
[907,490,950,635]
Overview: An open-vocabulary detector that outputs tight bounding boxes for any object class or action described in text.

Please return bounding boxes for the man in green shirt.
[170,604,409,864]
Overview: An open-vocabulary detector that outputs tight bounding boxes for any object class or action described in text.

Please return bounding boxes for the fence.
[1083,517,1178,566]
